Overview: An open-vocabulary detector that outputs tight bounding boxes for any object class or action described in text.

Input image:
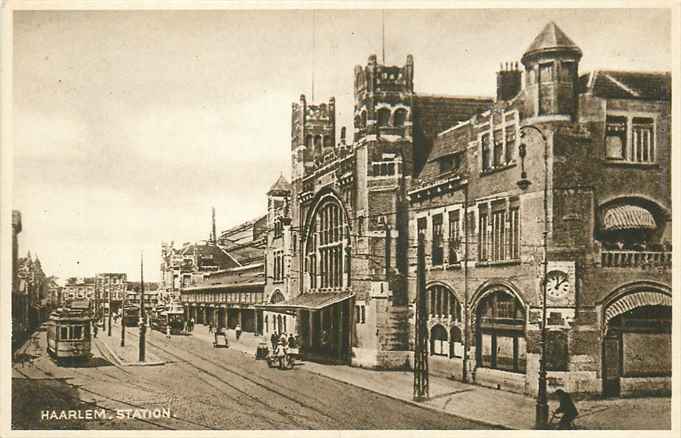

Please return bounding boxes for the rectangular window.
[632,117,655,163]
[493,129,504,166]
[606,115,627,160]
[508,207,520,260]
[481,133,491,171]
[505,126,516,162]
[448,210,460,263]
[539,63,554,82]
[432,214,443,266]
[492,209,505,261]
[478,210,489,261]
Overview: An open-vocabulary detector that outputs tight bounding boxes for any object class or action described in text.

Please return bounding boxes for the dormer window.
[438,153,461,174]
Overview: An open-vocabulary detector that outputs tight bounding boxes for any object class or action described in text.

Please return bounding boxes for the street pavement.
[11,323,495,430]
[199,325,673,430]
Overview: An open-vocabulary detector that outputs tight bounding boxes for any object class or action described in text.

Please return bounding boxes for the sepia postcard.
[2,1,679,436]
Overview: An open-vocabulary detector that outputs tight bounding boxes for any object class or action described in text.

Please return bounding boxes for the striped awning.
[602,205,656,231]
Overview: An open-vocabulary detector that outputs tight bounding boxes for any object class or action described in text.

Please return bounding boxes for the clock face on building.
[544,270,571,300]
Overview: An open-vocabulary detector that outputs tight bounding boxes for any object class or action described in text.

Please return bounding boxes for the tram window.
[72,326,83,339]
[60,327,68,339]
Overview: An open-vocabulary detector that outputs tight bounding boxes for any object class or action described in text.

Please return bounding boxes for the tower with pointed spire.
[521,21,582,119]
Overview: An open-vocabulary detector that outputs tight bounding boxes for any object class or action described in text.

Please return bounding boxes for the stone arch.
[600,280,671,331]
[302,188,352,245]
[470,279,526,313]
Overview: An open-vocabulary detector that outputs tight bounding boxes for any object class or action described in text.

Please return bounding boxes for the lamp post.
[517,124,549,429]
[139,252,146,362]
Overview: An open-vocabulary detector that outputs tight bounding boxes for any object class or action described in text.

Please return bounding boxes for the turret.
[353,54,414,142]
[290,95,336,180]
[521,22,582,118]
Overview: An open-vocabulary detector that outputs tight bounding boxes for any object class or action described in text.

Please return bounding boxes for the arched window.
[428,285,461,321]
[305,198,349,289]
[354,115,361,129]
[430,324,448,356]
[475,290,526,373]
[270,290,285,304]
[394,108,407,127]
[377,108,391,127]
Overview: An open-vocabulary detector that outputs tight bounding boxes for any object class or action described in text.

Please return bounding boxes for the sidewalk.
[192,324,671,430]
[95,322,164,366]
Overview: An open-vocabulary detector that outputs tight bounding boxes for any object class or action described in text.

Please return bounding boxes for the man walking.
[235,323,242,341]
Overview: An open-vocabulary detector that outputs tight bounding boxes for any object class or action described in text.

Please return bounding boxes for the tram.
[151,301,185,334]
[46,300,92,362]
[122,304,140,327]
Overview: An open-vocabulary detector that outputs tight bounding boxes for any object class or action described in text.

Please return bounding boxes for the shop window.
[430,324,448,356]
[476,290,526,373]
[450,326,464,358]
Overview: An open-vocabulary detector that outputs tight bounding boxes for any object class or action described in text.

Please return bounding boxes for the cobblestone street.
[12,326,495,430]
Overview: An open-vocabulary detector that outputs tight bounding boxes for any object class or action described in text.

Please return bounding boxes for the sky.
[12,8,671,283]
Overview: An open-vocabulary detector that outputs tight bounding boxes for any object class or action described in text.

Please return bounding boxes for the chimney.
[496,62,522,102]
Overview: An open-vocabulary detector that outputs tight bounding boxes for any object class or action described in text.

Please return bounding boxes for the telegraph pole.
[462,183,470,382]
[139,252,146,362]
[121,289,126,347]
[107,275,112,336]
[413,233,429,401]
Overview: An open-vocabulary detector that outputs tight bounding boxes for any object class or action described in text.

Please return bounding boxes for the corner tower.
[521,22,582,119]
[291,95,336,181]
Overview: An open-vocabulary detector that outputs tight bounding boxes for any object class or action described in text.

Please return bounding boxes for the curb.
[299,365,513,430]
[95,339,166,367]
[221,338,513,429]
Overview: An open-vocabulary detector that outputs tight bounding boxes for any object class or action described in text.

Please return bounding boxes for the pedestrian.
[235,323,242,341]
[553,389,578,429]
[288,333,296,348]
[279,331,288,347]
[166,323,171,339]
[270,331,278,351]
[92,321,98,338]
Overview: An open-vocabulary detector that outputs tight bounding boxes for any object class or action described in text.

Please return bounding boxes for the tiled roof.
[523,21,581,60]
[413,94,493,141]
[580,70,671,101]
[268,174,291,195]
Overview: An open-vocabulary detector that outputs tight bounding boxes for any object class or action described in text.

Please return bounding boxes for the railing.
[600,250,672,268]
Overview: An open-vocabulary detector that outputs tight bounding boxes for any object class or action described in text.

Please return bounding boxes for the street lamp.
[517,124,549,429]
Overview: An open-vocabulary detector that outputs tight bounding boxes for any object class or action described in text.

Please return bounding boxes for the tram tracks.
[136,332,345,427]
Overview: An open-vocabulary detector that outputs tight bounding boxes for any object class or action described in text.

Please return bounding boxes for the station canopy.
[602,205,656,231]
[257,291,354,314]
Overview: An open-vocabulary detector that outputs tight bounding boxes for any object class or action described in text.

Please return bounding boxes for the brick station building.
[407,22,671,397]
[260,53,491,365]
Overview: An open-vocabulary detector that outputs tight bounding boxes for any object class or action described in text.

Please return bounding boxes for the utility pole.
[413,233,429,401]
[462,183,470,383]
[121,289,126,347]
[139,252,146,362]
[107,275,112,336]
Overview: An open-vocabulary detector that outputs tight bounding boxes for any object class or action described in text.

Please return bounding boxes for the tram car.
[46,301,92,362]
[122,304,140,327]
[151,302,185,334]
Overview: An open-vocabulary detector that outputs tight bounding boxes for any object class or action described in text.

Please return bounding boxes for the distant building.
[96,273,128,313]
[63,277,96,302]
[179,215,267,334]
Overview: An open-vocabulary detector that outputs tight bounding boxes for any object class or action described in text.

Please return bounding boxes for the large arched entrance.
[601,287,671,397]
[474,287,526,373]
